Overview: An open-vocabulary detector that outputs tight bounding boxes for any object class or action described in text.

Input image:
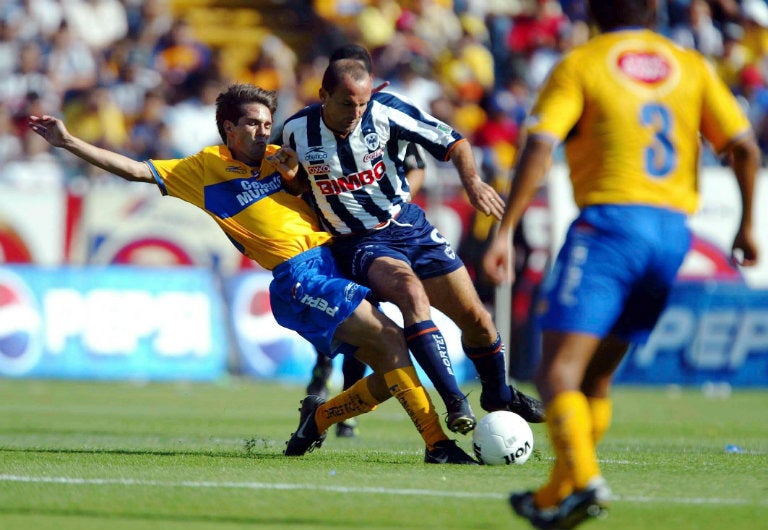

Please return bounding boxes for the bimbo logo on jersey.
[316,160,386,195]
[617,51,671,84]
[0,271,42,376]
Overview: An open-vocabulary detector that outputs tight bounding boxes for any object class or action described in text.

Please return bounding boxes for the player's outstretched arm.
[28,115,154,183]
[449,139,505,220]
[726,134,761,267]
[482,136,553,286]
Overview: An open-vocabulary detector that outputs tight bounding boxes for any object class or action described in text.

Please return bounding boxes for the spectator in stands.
[61,0,128,50]
[164,77,223,157]
[46,21,99,104]
[0,40,58,114]
[63,85,128,151]
[1,0,63,42]
[736,63,768,157]
[152,17,213,103]
[0,102,22,165]
[128,88,182,160]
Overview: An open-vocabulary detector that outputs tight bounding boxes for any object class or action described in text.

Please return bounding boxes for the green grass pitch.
[0,378,765,530]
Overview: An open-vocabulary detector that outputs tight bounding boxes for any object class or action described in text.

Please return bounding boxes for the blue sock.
[464,333,512,404]
[404,320,464,405]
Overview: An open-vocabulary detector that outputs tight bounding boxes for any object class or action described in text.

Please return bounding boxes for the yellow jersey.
[527,28,752,214]
[148,144,332,270]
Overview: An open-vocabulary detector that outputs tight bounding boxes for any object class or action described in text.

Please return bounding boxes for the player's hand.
[482,231,515,285]
[267,146,299,179]
[465,179,505,220]
[27,115,69,147]
[731,228,759,267]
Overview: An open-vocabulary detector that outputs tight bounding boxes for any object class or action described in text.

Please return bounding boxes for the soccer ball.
[472,411,534,465]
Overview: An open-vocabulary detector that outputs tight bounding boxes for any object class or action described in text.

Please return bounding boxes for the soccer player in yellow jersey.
[482,0,760,527]
[28,83,477,465]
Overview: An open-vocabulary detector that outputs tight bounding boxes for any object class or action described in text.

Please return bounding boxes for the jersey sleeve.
[525,53,585,142]
[147,152,206,207]
[375,92,463,161]
[698,60,752,152]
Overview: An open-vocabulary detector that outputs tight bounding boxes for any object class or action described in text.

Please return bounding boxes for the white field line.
[0,474,764,507]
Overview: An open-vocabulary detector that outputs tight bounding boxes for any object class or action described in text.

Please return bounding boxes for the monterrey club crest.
[364,132,379,151]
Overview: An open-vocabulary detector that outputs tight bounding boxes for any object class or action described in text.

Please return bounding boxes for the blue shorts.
[330,202,464,282]
[269,246,371,357]
[537,205,691,343]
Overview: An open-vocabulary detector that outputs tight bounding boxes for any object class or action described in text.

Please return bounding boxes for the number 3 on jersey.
[641,103,675,178]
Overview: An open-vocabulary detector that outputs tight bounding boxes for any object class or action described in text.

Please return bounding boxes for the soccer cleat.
[509,490,557,529]
[335,418,358,438]
[510,478,611,529]
[549,478,611,529]
[480,385,546,423]
[424,439,479,465]
[445,394,476,434]
[284,395,328,456]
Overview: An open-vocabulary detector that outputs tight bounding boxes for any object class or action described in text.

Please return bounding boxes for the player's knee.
[457,305,497,343]
[388,279,431,315]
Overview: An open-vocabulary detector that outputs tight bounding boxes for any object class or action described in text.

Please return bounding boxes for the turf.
[0,378,765,530]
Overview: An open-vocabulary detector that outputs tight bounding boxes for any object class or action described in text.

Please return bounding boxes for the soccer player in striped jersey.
[28,83,478,465]
[482,0,760,526]
[279,51,546,437]
[303,45,427,439]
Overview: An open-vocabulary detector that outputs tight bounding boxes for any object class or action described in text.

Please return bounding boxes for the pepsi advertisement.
[0,266,228,380]
[223,271,476,386]
[616,282,768,386]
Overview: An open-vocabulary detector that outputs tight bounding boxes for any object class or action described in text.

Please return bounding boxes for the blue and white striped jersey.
[282,91,465,236]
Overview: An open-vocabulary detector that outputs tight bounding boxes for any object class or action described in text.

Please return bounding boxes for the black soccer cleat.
[424,439,479,465]
[445,394,476,435]
[480,385,546,423]
[335,418,358,438]
[510,478,611,529]
[510,490,557,529]
[284,395,328,456]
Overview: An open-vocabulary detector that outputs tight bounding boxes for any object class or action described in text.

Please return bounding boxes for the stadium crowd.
[0,0,767,192]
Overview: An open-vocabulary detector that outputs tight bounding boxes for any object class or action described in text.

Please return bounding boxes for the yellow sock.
[543,391,601,491]
[535,396,612,507]
[384,366,448,450]
[588,396,612,444]
[534,459,572,508]
[315,376,380,434]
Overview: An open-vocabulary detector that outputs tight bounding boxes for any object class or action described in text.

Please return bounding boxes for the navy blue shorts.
[537,204,691,344]
[269,246,371,357]
[330,202,464,282]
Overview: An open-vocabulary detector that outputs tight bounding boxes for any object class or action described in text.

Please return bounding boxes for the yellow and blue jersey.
[527,28,751,214]
[147,144,332,270]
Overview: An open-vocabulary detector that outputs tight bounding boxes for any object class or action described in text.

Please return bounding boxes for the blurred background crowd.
[1,0,767,193]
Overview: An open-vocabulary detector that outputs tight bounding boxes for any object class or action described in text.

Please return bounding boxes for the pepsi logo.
[0,270,42,375]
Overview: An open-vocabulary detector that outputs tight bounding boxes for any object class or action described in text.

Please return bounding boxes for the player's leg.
[366,256,475,434]
[424,267,545,423]
[306,348,333,399]
[335,355,367,437]
[287,298,475,463]
[532,335,626,508]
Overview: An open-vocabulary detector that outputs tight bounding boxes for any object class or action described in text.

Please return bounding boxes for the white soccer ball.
[472,411,534,465]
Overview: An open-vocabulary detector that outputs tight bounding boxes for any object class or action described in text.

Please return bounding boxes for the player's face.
[226,102,272,166]
[321,74,372,135]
